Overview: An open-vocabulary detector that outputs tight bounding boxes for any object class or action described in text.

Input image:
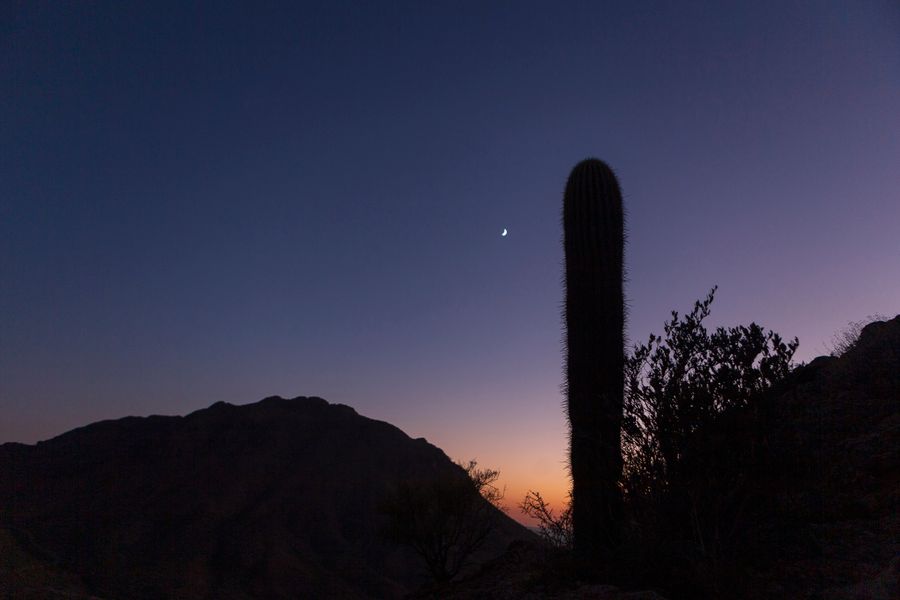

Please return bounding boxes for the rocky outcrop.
[742,316,900,599]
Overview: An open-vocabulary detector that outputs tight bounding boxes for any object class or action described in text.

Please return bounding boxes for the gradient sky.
[3,1,899,518]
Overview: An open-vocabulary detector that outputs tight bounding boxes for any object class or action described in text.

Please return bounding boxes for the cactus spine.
[563,158,625,564]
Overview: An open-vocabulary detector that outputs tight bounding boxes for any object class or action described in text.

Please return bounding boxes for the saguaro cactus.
[563,158,625,564]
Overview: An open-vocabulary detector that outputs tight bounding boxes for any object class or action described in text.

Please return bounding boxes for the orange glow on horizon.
[419,415,573,527]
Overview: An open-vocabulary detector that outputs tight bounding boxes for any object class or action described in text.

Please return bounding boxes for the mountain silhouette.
[0,396,533,599]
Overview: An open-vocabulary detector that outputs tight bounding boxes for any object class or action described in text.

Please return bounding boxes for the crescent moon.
[501,228,508,237]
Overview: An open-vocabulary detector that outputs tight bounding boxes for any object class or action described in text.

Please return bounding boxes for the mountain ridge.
[1,395,533,599]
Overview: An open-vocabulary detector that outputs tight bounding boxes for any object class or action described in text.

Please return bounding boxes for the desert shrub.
[826,314,887,357]
[378,460,503,583]
[520,490,572,549]
[622,288,797,496]
[621,287,798,596]
[624,288,796,482]
[461,459,506,511]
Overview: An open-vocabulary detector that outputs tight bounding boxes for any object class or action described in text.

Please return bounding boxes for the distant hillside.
[0,396,534,599]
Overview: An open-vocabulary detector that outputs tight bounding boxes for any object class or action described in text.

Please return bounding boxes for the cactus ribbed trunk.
[563,158,625,565]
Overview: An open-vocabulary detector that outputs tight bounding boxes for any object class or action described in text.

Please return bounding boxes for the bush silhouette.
[378,460,504,584]
[520,489,572,549]
[623,287,797,504]
[524,288,798,595]
[826,313,887,357]
[621,287,798,595]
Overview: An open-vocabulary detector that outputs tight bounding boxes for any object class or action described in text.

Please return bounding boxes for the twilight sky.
[2,1,899,516]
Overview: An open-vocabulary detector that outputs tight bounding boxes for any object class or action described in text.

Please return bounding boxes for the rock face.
[0,396,533,599]
[742,315,900,599]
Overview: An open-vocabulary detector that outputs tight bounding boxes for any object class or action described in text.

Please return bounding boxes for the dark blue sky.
[2,1,899,507]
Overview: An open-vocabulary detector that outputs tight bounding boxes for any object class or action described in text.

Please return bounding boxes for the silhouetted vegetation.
[554,154,808,595]
[523,288,800,596]
[378,460,505,584]
[520,490,572,549]
[827,313,887,357]
[620,287,798,596]
[622,286,797,511]
[562,158,626,566]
